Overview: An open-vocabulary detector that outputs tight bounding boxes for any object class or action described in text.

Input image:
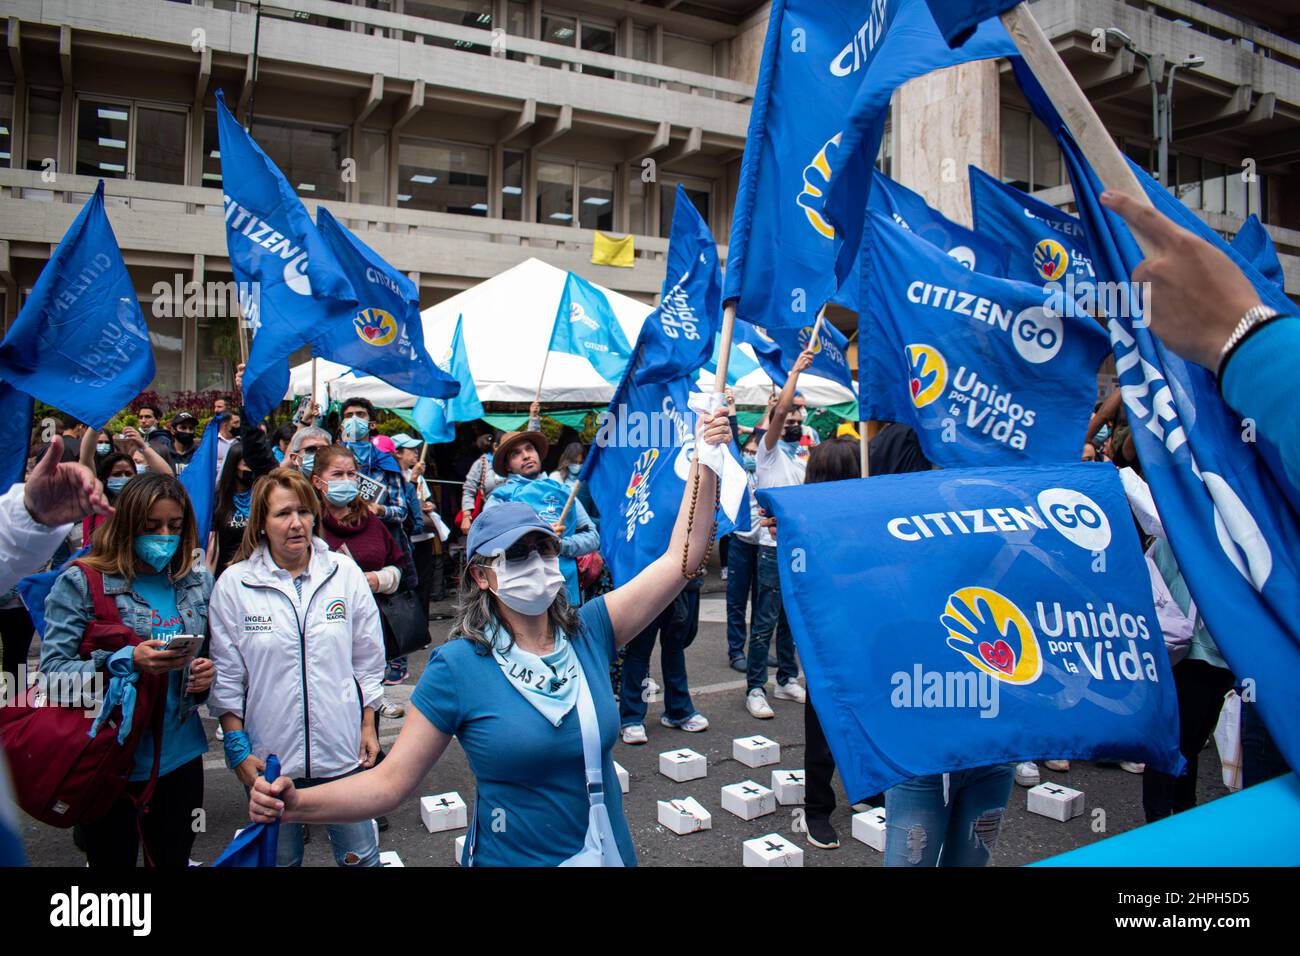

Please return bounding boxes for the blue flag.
[0,751,24,867]
[0,383,33,496]
[704,328,762,385]
[860,212,1109,466]
[637,186,722,384]
[1230,214,1284,290]
[922,0,1017,47]
[756,462,1184,801]
[314,207,458,400]
[968,164,1096,286]
[1015,60,1300,774]
[178,413,226,554]
[213,755,281,867]
[0,182,154,431]
[215,91,357,425]
[748,321,855,393]
[411,316,483,444]
[17,545,89,639]
[547,273,633,385]
[821,4,1016,292]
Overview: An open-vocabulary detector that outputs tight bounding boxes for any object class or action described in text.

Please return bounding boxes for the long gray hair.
[452,554,583,655]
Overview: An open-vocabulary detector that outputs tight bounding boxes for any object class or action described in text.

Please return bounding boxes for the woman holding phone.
[42,473,216,867]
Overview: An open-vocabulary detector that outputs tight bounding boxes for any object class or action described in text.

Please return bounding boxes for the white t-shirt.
[756,436,806,490]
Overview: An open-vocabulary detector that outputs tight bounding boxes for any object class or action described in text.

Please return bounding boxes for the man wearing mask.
[215,411,240,480]
[170,413,199,471]
[137,403,174,457]
[483,427,598,607]
[286,427,331,478]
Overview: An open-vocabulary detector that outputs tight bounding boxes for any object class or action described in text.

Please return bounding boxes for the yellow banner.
[591,231,634,268]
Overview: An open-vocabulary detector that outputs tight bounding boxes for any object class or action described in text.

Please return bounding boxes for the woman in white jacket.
[208,467,387,867]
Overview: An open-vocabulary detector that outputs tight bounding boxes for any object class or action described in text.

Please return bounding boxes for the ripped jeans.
[276,771,381,867]
[884,764,1015,867]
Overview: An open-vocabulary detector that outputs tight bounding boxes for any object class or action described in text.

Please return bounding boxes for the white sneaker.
[379,698,406,720]
[1119,761,1146,774]
[621,723,648,745]
[214,725,224,742]
[746,688,774,719]
[663,713,709,733]
[772,680,806,703]
[1015,761,1040,787]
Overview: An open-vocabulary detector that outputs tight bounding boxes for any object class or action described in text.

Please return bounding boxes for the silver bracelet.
[1215,304,1280,380]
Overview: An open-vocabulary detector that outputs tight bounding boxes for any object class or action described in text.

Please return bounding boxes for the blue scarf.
[778,439,802,461]
[233,490,252,517]
[346,440,373,470]
[488,621,580,728]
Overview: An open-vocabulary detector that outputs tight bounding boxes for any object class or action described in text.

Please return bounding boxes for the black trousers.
[81,755,205,868]
[412,538,442,612]
[1142,658,1235,823]
[804,691,838,822]
[0,605,35,678]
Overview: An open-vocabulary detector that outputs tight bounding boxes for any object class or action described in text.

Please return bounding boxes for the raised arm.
[119,427,173,476]
[763,349,814,451]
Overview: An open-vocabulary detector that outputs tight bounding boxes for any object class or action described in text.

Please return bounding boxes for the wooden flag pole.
[806,308,826,352]
[557,480,582,525]
[860,421,870,477]
[999,4,1155,252]
[235,307,250,366]
[310,357,318,408]
[714,302,737,393]
[534,348,552,407]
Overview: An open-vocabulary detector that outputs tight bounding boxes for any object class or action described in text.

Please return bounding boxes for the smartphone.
[160,634,203,658]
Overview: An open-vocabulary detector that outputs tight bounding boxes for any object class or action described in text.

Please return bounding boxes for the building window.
[578,165,614,230]
[357,129,388,205]
[1000,106,1064,193]
[537,159,575,224]
[134,106,188,185]
[659,178,711,237]
[76,99,132,180]
[75,97,188,184]
[1170,151,1262,220]
[627,173,647,234]
[578,20,616,79]
[506,1,529,61]
[201,110,222,188]
[0,86,12,168]
[502,149,525,220]
[405,0,493,53]
[251,118,348,201]
[398,137,489,215]
[25,89,60,173]
[663,34,715,93]
[537,159,615,228]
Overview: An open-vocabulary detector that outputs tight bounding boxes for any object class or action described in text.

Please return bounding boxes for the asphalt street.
[17,571,1231,868]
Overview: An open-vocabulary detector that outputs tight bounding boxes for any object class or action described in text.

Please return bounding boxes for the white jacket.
[0,484,75,594]
[208,538,387,781]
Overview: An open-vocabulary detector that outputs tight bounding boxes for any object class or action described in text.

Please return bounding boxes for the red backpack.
[0,562,168,828]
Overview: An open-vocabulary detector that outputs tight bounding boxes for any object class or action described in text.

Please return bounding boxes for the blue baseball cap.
[466,502,558,561]
[391,433,423,449]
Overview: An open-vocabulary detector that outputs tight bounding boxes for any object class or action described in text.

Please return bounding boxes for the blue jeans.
[276,773,380,867]
[746,546,797,692]
[619,586,700,726]
[884,764,1015,867]
[726,538,759,661]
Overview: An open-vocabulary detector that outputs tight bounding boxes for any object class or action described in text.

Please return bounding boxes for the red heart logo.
[978,640,1015,675]
[910,379,921,398]
[362,324,383,339]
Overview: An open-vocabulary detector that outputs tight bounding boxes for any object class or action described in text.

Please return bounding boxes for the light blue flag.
[756,462,1184,801]
[703,329,761,385]
[822,4,1017,290]
[411,316,483,444]
[1014,59,1300,775]
[215,91,357,425]
[637,186,723,385]
[314,208,458,400]
[754,320,855,392]
[178,413,226,553]
[1230,214,1284,290]
[0,383,33,496]
[0,182,154,433]
[968,164,1096,286]
[547,272,633,385]
[859,211,1110,466]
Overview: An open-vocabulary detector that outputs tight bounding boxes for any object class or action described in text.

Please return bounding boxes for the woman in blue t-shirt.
[248,411,732,865]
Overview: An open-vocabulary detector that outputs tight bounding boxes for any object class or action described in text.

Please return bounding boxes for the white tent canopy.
[287,256,856,411]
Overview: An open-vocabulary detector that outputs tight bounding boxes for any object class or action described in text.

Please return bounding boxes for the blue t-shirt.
[129,574,209,781]
[410,596,636,867]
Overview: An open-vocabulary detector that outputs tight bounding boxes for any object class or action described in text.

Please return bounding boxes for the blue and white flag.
[547,272,633,385]
[725,0,1016,331]
[411,316,483,444]
[703,329,762,385]
[968,164,1096,288]
[17,545,89,639]
[178,413,225,553]
[756,462,1184,800]
[314,207,459,400]
[1015,60,1300,774]
[213,755,281,867]
[638,185,722,384]
[0,182,154,432]
[1230,214,1284,290]
[749,321,855,393]
[922,0,1018,47]
[0,383,33,496]
[860,212,1109,466]
[215,91,356,425]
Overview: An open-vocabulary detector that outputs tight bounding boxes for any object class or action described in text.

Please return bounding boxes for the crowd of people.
[0,190,1295,867]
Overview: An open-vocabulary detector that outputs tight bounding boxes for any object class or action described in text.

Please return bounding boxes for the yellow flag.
[591,232,634,268]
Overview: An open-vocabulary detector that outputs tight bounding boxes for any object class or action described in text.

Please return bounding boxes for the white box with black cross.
[742,833,804,868]
[657,797,712,835]
[721,780,776,820]
[378,850,404,867]
[851,807,887,852]
[733,735,780,769]
[454,835,465,865]
[659,748,707,782]
[613,761,630,794]
[770,769,805,806]
[1027,782,1084,821]
[420,791,468,833]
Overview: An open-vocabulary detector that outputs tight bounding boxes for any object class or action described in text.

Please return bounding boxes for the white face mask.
[489,551,565,616]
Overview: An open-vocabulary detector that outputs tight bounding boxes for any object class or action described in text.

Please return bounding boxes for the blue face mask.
[96,443,112,456]
[742,453,757,473]
[300,452,315,476]
[567,463,581,476]
[107,476,131,495]
[325,479,360,506]
[341,416,369,443]
[135,463,147,474]
[134,534,180,573]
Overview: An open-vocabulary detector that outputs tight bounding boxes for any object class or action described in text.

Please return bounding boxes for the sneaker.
[772,680,806,703]
[746,688,775,719]
[379,698,406,720]
[805,816,840,850]
[1119,761,1146,774]
[376,815,390,833]
[1044,759,1071,772]
[383,662,407,686]
[621,724,648,745]
[729,657,747,673]
[663,713,709,732]
[214,725,224,742]
[1015,761,1040,787]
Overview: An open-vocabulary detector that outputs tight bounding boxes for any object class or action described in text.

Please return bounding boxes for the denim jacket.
[40,563,214,722]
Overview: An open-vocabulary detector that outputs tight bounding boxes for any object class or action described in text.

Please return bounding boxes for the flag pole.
[714,301,736,393]
[310,357,318,408]
[557,480,582,525]
[999,4,1155,252]
[534,348,552,407]
[807,308,826,351]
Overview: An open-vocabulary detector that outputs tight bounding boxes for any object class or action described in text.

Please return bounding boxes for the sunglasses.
[496,535,561,562]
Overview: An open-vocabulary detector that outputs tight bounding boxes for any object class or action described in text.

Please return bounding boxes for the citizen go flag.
[859,212,1109,466]
[411,315,483,445]
[547,272,633,386]
[756,463,1184,801]
[724,0,1016,330]
[1230,214,1284,291]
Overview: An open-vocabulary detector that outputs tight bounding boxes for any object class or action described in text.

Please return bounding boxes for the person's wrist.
[1214,303,1279,380]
